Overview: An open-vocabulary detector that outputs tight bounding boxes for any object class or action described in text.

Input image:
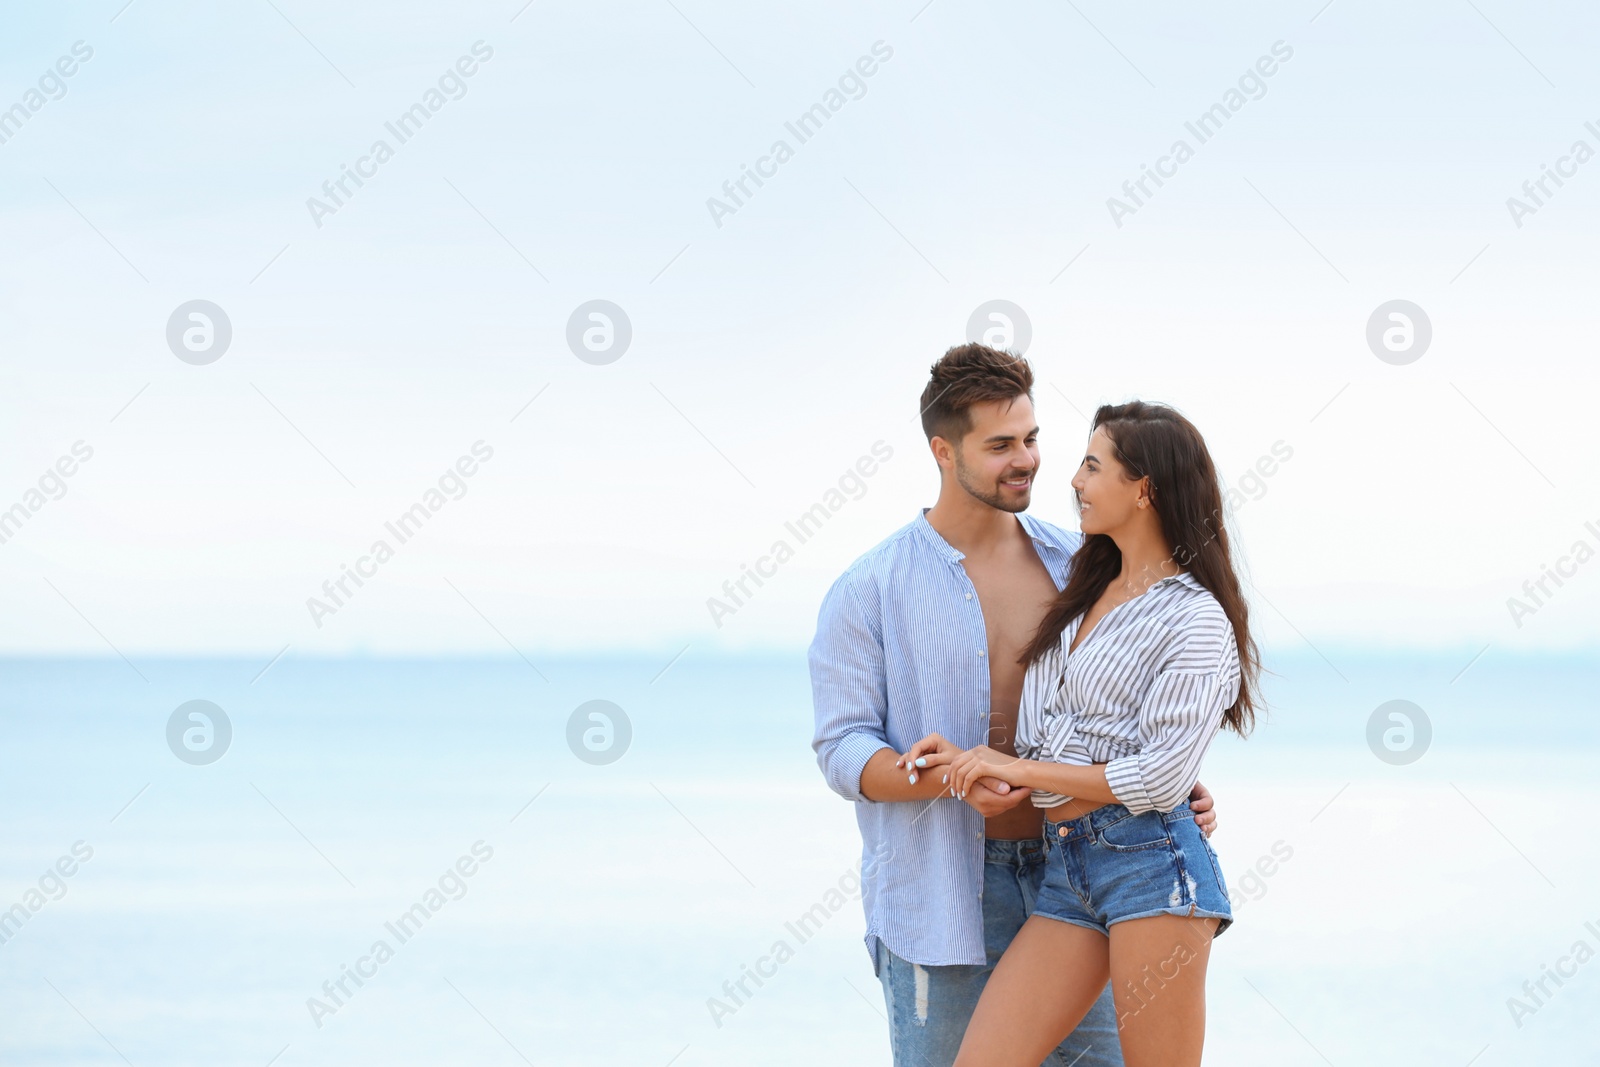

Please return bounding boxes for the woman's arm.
[939,744,1220,830]
[943,747,1119,807]
[887,734,1036,814]
[1015,759,1120,807]
[1103,609,1240,814]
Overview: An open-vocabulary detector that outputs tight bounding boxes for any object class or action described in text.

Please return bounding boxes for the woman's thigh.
[1107,914,1219,1067]
[952,916,1111,1067]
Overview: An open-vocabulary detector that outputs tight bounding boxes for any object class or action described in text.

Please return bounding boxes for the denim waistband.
[1043,799,1193,834]
[982,836,1047,864]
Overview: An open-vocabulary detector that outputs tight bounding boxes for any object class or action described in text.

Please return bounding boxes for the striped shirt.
[1015,570,1240,814]
[809,508,1082,970]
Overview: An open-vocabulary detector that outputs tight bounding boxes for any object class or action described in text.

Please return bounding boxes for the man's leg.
[875,841,1043,1067]
[877,937,986,1067]
[875,841,1124,1067]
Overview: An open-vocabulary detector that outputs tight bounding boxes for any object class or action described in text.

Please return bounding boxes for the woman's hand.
[947,745,1032,799]
[895,732,960,785]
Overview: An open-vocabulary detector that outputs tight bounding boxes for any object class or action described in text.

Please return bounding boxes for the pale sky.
[1,0,1596,655]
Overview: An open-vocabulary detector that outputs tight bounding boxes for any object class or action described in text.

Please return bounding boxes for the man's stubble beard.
[954,448,1032,514]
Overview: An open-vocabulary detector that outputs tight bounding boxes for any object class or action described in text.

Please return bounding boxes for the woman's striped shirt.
[1015,570,1241,813]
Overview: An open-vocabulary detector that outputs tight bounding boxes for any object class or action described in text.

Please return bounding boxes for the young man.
[809,344,1216,1067]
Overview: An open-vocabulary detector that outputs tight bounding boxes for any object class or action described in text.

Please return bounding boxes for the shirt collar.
[915,509,1206,595]
[1155,569,1205,592]
[913,508,965,562]
[914,507,1066,564]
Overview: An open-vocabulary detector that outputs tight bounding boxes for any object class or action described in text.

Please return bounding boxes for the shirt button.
[965,593,973,600]
[977,650,985,657]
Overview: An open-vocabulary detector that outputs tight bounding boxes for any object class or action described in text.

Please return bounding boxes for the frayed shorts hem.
[1031,905,1233,938]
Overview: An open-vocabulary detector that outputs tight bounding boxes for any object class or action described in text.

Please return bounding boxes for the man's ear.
[928,435,956,470]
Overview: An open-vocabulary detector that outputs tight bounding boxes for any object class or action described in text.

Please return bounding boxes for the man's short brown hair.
[919,343,1035,444]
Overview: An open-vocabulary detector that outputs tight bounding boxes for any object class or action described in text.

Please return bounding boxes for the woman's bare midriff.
[1042,796,1110,824]
[984,794,1108,839]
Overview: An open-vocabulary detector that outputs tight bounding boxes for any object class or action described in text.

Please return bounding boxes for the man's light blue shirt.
[808,507,1082,970]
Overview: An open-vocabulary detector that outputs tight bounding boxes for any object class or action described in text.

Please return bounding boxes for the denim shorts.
[1034,800,1233,938]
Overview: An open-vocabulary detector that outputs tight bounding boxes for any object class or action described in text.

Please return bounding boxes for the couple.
[809,343,1259,1066]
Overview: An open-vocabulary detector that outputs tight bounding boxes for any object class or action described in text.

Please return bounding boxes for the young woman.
[900,400,1259,1067]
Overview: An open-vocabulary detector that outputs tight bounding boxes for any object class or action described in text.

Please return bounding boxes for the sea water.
[0,648,1594,1065]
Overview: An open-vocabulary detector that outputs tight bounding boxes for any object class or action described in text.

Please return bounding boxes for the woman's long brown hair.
[1019,401,1260,735]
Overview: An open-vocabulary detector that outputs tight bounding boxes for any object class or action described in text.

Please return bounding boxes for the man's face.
[948,396,1040,513]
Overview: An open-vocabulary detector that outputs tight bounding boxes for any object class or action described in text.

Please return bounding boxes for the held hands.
[898,734,1033,803]
[895,735,1218,835]
[894,732,960,785]
[946,746,1030,798]
[960,776,1031,816]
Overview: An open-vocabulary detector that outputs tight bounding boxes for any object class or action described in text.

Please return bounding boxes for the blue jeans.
[876,836,1123,1067]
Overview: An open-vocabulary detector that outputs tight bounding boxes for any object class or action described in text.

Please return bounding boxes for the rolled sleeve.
[1104,618,1239,814]
[809,571,892,803]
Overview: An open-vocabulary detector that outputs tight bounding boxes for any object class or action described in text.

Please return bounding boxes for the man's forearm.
[859,747,958,802]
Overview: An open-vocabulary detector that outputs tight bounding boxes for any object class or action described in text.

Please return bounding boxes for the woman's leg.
[951,916,1111,1067]
[1106,914,1219,1067]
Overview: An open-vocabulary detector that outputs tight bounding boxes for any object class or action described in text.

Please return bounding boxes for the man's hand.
[963,776,1032,817]
[1190,781,1217,838]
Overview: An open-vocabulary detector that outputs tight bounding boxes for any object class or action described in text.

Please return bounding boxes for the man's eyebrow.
[981,426,1040,443]
[1083,452,1101,464]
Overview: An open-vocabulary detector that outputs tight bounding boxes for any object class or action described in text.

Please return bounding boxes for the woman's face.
[1070,426,1145,535]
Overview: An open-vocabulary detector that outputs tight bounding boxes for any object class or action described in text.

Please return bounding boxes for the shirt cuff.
[1103,755,1154,813]
[831,733,895,803]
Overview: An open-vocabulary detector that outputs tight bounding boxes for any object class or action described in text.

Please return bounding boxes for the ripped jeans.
[875,837,1123,1067]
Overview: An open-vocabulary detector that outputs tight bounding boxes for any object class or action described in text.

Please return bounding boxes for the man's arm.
[859,747,958,801]
[1190,781,1217,836]
[809,573,895,802]
[891,734,1035,814]
[810,580,1032,814]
